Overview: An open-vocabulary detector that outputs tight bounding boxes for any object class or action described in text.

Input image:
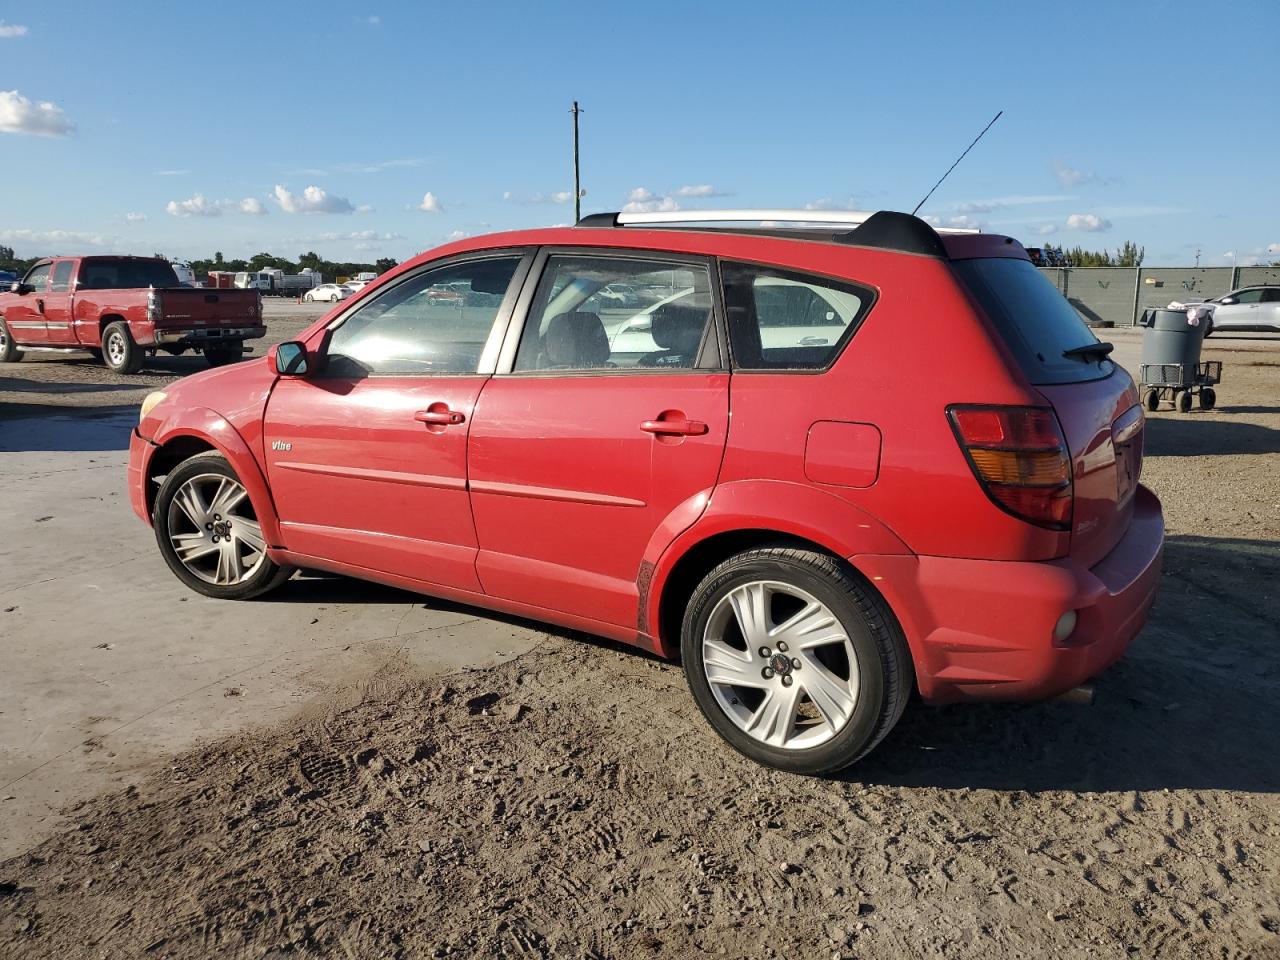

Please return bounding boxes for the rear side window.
[79,259,179,290]
[952,258,1114,385]
[721,263,871,370]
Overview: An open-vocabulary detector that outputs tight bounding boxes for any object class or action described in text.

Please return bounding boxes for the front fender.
[151,407,283,548]
[641,479,912,657]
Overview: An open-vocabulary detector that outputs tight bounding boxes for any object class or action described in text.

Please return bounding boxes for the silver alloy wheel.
[702,580,860,750]
[166,473,267,586]
[106,330,126,366]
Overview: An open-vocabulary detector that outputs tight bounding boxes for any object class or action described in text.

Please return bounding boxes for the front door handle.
[641,417,708,436]
[415,408,465,425]
[36,299,45,314]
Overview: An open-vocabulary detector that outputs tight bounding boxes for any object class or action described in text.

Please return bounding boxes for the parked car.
[342,280,369,294]
[128,209,1163,773]
[0,255,264,373]
[1200,286,1280,335]
[303,283,351,303]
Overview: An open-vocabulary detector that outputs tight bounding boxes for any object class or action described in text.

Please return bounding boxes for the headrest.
[544,311,610,368]
[651,303,707,354]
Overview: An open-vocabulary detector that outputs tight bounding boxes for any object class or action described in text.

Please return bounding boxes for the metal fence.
[1037,266,1280,326]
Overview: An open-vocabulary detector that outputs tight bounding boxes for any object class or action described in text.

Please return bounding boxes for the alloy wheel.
[166,473,267,586]
[106,331,126,366]
[701,580,860,750]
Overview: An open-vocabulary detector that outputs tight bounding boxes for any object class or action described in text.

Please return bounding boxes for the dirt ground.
[1,321,1278,959]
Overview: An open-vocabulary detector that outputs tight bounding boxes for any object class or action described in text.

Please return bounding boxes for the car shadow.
[1143,414,1280,456]
[0,403,137,451]
[851,533,1279,793]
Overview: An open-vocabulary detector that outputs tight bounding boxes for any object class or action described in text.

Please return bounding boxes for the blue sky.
[2,0,1276,266]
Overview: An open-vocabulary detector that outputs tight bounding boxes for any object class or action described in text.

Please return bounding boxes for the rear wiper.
[1062,341,1114,362]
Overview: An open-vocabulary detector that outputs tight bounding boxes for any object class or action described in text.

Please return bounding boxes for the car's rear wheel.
[153,452,293,600]
[102,321,144,374]
[681,546,911,774]
[0,319,23,363]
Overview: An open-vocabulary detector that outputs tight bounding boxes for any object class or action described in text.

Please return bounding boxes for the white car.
[304,283,352,303]
[1202,287,1280,335]
[343,280,369,293]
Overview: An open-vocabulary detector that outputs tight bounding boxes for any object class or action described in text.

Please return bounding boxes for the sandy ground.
[0,318,1278,959]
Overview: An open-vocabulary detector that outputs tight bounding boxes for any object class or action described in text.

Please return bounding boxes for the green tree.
[374,257,398,274]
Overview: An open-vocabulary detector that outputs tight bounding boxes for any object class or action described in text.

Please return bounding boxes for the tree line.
[1036,241,1146,267]
[0,245,399,282]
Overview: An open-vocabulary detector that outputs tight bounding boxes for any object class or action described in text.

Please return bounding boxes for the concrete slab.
[0,412,546,859]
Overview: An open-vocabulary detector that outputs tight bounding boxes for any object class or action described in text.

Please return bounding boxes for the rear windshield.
[79,258,180,290]
[952,258,1114,385]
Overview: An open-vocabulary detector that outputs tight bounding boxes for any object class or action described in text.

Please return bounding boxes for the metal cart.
[1140,360,1221,413]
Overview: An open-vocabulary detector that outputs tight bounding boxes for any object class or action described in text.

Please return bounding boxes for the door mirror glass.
[274,341,309,376]
[9,282,27,294]
[1219,297,1236,305]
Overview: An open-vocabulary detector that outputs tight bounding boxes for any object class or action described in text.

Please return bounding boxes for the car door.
[1260,288,1280,329]
[467,250,729,631]
[262,251,532,591]
[42,259,79,345]
[4,261,53,345]
[1214,288,1264,329]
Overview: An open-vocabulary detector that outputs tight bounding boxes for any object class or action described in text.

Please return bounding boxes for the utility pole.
[570,101,583,223]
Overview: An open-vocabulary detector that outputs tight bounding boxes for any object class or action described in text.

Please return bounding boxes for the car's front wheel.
[153,452,294,600]
[681,546,911,774]
[0,318,23,363]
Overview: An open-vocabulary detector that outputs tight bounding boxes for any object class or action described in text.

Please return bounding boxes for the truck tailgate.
[156,288,261,329]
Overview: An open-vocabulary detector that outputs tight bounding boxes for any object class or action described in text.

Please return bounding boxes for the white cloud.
[674,184,730,198]
[622,187,681,213]
[239,197,267,215]
[166,193,224,218]
[154,169,189,176]
[0,228,117,252]
[283,230,404,244]
[356,204,374,213]
[447,229,469,241]
[0,90,73,137]
[273,184,355,214]
[1066,213,1112,232]
[124,212,148,223]
[366,15,381,25]
[502,191,512,201]
[923,214,986,230]
[1267,243,1280,255]
[1034,223,1058,236]
[418,191,443,213]
[804,198,864,212]
[0,22,29,38]
[1052,162,1114,188]
[628,187,655,203]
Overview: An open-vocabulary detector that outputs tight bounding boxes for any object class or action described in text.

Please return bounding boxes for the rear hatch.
[953,257,1142,567]
[156,287,262,330]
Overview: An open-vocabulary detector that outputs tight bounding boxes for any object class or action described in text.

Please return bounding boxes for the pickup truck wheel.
[102,321,144,374]
[0,319,23,362]
[680,547,911,774]
[154,452,294,600]
[203,344,242,367]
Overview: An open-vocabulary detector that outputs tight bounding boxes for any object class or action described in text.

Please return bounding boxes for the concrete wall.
[1038,265,1271,326]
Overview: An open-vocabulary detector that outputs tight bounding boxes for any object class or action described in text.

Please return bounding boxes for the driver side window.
[323,256,522,377]
[24,263,52,293]
[1232,289,1264,304]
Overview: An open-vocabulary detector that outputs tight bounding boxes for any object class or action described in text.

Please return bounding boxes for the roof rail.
[574,208,972,257]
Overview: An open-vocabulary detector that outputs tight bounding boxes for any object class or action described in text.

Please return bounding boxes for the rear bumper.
[128,427,157,525]
[856,484,1164,703]
[151,325,266,346]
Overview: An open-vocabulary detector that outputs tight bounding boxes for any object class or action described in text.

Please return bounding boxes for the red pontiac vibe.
[127,210,1163,773]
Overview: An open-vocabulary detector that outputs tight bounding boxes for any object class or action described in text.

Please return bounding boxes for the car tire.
[153,451,294,600]
[1200,387,1216,411]
[1178,390,1193,413]
[0,318,23,363]
[203,344,242,367]
[680,546,911,775]
[1145,388,1161,412]
[102,321,144,374]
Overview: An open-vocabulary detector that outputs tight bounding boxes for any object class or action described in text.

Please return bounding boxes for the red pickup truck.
[0,255,265,373]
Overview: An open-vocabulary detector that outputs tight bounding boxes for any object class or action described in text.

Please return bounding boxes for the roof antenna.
[911,110,1003,216]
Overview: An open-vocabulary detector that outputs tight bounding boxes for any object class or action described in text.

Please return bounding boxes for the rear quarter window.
[952,258,1114,385]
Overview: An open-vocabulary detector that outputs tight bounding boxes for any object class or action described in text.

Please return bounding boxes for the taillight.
[947,405,1073,531]
[146,285,159,322]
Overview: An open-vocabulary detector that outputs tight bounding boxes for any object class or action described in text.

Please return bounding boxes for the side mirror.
[9,282,30,295]
[270,341,310,376]
[1219,297,1236,305]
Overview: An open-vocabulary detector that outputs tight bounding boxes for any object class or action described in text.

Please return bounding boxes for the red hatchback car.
[128,210,1163,773]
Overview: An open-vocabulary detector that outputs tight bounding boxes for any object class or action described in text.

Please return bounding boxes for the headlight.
[139,391,167,423]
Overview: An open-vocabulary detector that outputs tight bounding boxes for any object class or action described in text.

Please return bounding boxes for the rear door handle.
[415,409,465,425]
[641,418,708,436]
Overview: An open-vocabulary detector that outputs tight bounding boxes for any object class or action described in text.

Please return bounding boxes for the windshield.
[78,258,180,290]
[952,258,1114,385]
